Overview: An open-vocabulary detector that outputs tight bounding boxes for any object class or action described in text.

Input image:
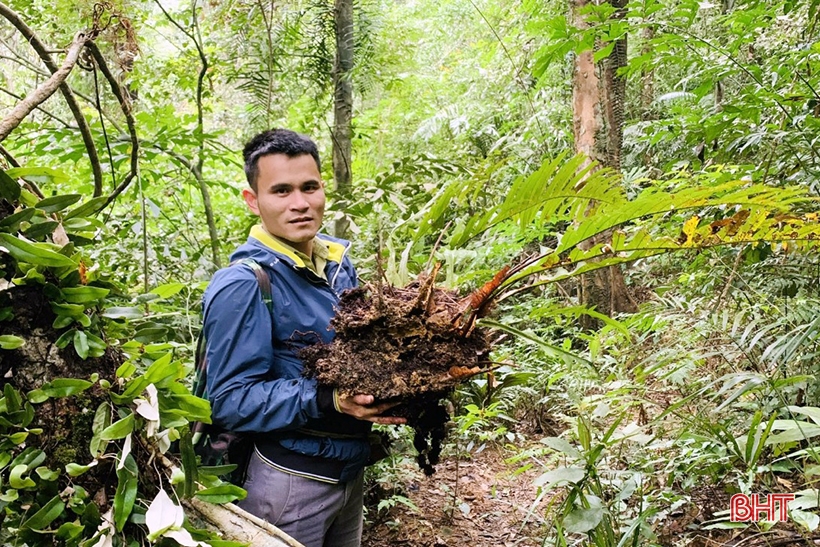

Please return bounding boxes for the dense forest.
[1,0,819,545]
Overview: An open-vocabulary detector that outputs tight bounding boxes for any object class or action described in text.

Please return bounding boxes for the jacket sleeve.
[202,267,331,433]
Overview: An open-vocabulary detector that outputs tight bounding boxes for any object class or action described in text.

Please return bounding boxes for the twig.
[85,42,139,212]
[0,86,73,128]
[0,2,103,196]
[713,244,746,312]
[71,87,125,134]
[91,56,116,190]
[0,143,19,167]
[424,220,453,273]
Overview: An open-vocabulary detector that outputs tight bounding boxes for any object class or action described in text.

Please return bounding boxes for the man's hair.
[242,129,321,190]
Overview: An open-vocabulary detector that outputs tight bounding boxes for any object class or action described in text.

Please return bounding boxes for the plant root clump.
[300,274,492,475]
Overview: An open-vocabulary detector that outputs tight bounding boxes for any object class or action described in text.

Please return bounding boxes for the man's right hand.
[336,392,406,425]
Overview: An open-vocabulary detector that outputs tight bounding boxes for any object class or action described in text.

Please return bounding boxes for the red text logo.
[730,493,795,522]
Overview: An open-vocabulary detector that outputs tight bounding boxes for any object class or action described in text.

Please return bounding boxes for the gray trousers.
[238,450,364,547]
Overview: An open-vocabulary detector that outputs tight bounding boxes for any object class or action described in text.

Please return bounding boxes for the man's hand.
[336,392,406,425]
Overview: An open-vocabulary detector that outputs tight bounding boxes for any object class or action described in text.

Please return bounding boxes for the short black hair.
[242,129,321,190]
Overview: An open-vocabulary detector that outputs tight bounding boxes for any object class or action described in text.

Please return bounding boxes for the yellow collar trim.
[249,225,347,266]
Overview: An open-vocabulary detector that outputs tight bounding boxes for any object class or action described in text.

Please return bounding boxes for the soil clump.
[301,273,492,475]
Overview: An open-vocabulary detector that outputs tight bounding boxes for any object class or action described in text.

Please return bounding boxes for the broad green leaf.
[8,446,44,470]
[56,522,85,541]
[163,394,212,423]
[52,314,74,329]
[21,494,65,530]
[540,437,582,459]
[4,383,21,412]
[0,168,20,201]
[116,361,137,379]
[51,302,85,317]
[198,464,239,477]
[194,484,247,504]
[73,330,89,360]
[6,167,69,185]
[134,327,169,343]
[35,466,59,481]
[8,431,28,444]
[113,453,138,531]
[9,464,36,488]
[0,208,35,230]
[54,329,75,349]
[786,406,820,426]
[64,196,108,219]
[0,335,24,349]
[35,194,82,214]
[0,233,76,267]
[150,282,185,299]
[23,220,59,239]
[100,413,135,440]
[28,378,93,402]
[792,510,820,532]
[144,352,181,384]
[61,286,110,303]
[765,422,820,445]
[90,402,111,457]
[564,506,605,534]
[65,461,97,477]
[533,466,586,490]
[0,489,18,502]
[102,306,143,320]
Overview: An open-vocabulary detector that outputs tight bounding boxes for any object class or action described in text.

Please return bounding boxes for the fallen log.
[183,498,303,547]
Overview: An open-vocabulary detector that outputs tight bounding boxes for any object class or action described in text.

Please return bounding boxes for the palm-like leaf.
[412,153,820,305]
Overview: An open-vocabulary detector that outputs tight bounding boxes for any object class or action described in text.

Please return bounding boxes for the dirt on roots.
[301,277,492,475]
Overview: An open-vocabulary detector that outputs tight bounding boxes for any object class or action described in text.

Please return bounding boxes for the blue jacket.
[202,225,370,482]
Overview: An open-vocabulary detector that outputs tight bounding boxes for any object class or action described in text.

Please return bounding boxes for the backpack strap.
[193,258,272,402]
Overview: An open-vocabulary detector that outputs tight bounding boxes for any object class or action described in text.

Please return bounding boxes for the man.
[202,129,403,547]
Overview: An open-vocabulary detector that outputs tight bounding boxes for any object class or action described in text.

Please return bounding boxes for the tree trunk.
[332,0,354,239]
[571,0,637,325]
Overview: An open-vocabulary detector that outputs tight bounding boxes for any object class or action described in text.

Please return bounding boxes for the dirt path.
[363,445,551,547]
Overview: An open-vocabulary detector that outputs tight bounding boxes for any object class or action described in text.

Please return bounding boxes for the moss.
[52,445,78,468]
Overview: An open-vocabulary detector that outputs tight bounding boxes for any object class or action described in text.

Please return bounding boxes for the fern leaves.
[412,153,820,301]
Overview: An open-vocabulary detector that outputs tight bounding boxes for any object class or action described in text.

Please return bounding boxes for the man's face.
[242,153,325,255]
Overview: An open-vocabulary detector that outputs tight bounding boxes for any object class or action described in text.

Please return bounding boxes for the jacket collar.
[249,225,347,267]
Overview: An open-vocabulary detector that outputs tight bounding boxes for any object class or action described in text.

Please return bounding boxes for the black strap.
[193,259,272,400]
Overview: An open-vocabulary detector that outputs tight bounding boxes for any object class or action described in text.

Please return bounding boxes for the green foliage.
[0,165,241,545]
[2,0,820,544]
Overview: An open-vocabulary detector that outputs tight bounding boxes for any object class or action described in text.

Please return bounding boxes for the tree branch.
[85,42,139,213]
[0,143,19,167]
[0,32,89,141]
[153,0,222,270]
[0,2,104,196]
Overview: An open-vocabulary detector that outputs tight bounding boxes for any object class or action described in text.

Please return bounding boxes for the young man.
[202,129,403,547]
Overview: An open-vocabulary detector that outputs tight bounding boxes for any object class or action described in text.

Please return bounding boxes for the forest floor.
[360,436,812,547]
[362,441,552,547]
